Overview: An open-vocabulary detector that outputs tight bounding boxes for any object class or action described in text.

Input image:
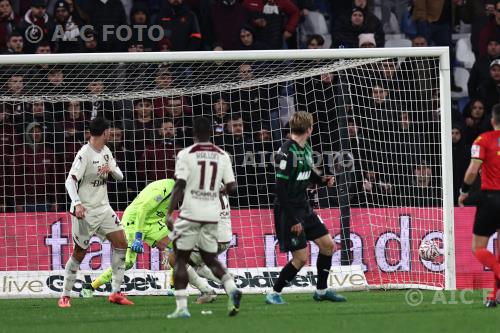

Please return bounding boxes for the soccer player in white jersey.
[166,117,242,318]
[58,117,133,308]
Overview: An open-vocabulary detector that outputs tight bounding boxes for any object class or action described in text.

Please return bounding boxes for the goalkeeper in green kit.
[80,179,216,300]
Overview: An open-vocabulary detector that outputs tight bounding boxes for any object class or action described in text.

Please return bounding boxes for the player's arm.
[459,139,484,207]
[104,152,124,181]
[166,179,186,231]
[221,152,237,195]
[65,154,88,218]
[309,167,335,187]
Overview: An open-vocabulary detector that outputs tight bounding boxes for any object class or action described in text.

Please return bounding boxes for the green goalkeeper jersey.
[122,179,175,234]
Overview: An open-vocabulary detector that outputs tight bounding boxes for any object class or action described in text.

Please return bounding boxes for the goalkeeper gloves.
[131,232,144,253]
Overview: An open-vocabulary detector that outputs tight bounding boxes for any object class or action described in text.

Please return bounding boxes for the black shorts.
[274,205,329,252]
[473,191,500,237]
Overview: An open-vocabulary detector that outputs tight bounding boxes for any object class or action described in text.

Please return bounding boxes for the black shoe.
[485,299,498,308]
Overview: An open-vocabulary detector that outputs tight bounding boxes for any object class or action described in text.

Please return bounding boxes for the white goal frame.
[0,47,455,291]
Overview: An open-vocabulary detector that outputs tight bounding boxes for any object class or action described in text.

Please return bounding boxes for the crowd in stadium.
[0,0,499,212]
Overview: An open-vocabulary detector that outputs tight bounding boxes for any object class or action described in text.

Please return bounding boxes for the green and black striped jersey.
[275,140,314,205]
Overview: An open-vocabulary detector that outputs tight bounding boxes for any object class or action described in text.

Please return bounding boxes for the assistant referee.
[459,103,500,307]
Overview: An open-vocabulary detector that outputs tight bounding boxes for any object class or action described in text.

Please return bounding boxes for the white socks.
[186,265,211,294]
[62,256,80,297]
[111,248,126,293]
[174,289,189,310]
[221,274,237,294]
[196,265,222,284]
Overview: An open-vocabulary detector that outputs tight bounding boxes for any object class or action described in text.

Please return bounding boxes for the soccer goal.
[0,48,454,298]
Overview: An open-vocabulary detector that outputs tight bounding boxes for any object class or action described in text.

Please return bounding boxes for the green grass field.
[2,291,500,333]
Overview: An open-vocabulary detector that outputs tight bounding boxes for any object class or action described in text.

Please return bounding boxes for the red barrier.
[0,208,495,289]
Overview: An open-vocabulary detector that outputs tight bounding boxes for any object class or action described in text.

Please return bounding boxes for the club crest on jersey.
[104,154,109,162]
[279,160,287,170]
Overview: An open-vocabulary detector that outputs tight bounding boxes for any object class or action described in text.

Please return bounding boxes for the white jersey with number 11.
[175,142,235,223]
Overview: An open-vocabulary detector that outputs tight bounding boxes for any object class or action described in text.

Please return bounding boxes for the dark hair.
[193,116,212,140]
[492,104,500,124]
[228,113,243,122]
[7,31,22,40]
[307,34,324,46]
[89,116,110,136]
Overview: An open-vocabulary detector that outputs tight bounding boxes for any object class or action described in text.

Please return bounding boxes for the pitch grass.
[2,291,500,333]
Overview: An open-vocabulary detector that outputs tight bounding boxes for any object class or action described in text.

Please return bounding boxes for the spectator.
[162,96,193,147]
[203,0,251,50]
[352,0,385,45]
[157,37,172,51]
[306,34,324,49]
[332,7,384,48]
[2,31,24,54]
[380,0,407,34]
[137,118,178,185]
[210,95,230,136]
[11,122,61,212]
[16,101,56,145]
[79,29,99,52]
[358,32,375,47]
[156,0,202,51]
[124,99,157,159]
[477,59,500,113]
[129,2,154,51]
[62,100,87,142]
[461,99,492,145]
[2,74,26,121]
[249,123,275,207]
[362,170,393,207]
[35,40,51,53]
[85,0,127,52]
[468,38,500,98]
[0,0,20,51]
[216,113,253,207]
[242,0,300,50]
[452,123,470,205]
[18,0,53,54]
[46,65,68,93]
[479,0,500,57]
[49,0,80,53]
[48,0,89,25]
[236,25,267,50]
[83,79,121,121]
[0,105,15,211]
[106,124,132,210]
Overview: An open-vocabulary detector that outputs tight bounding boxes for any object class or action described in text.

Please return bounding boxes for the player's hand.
[291,221,303,235]
[74,204,86,218]
[458,193,468,207]
[155,237,171,251]
[99,165,111,176]
[131,232,144,253]
[167,215,175,231]
[324,176,335,187]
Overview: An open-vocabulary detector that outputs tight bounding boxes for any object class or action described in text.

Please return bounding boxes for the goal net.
[0,49,454,298]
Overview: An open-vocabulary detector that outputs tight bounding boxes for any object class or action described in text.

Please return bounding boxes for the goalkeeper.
[80,179,215,298]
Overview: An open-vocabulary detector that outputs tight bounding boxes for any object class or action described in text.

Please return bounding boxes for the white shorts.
[173,218,218,253]
[71,206,123,249]
[217,216,232,243]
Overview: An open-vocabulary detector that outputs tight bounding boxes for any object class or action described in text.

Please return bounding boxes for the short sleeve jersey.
[275,140,314,206]
[68,144,117,212]
[175,143,235,223]
[471,130,500,190]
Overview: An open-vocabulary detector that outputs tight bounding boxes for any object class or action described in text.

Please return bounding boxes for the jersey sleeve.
[174,150,190,181]
[471,135,486,161]
[275,146,294,181]
[68,152,88,181]
[222,153,236,184]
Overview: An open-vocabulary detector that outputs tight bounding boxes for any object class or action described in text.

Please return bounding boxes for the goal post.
[0,47,455,298]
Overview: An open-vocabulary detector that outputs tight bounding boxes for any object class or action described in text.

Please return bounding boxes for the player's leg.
[58,216,92,308]
[472,199,500,280]
[59,243,87,308]
[308,213,346,302]
[193,242,230,284]
[167,218,200,319]
[266,206,306,305]
[198,223,241,316]
[106,228,134,305]
[487,230,500,307]
[80,249,137,298]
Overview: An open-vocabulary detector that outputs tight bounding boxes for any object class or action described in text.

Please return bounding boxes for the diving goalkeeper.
[80,179,215,298]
